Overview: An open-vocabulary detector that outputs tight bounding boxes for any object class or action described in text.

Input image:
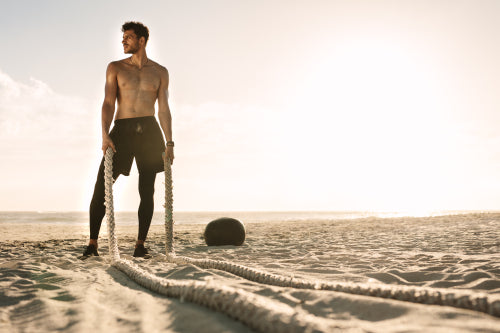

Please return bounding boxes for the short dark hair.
[122,21,149,44]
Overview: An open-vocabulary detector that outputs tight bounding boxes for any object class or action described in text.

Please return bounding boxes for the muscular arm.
[157,67,174,163]
[101,62,118,153]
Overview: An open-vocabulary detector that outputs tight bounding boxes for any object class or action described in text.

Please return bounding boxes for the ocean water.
[0,210,483,226]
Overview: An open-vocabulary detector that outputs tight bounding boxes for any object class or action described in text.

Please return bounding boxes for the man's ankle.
[136,240,145,248]
[89,239,98,248]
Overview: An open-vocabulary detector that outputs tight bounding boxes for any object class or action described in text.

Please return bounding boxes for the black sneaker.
[79,244,99,260]
[133,244,150,258]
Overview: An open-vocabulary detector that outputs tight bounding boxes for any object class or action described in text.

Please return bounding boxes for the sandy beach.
[1,213,499,332]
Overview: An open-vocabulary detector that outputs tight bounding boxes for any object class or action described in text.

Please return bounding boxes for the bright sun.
[288,38,460,212]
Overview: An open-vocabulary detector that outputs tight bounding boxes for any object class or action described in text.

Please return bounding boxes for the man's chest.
[117,69,161,92]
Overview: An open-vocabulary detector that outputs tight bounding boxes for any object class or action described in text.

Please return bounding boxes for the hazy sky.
[1,0,499,213]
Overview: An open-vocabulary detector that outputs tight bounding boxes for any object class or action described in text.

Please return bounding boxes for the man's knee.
[139,187,155,199]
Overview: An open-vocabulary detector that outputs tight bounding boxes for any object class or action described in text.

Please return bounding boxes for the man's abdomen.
[116,89,157,119]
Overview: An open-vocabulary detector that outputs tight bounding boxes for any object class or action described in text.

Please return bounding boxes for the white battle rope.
[104,148,334,332]
[104,148,500,331]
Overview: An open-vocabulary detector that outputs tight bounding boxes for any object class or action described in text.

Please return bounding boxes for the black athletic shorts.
[102,116,166,177]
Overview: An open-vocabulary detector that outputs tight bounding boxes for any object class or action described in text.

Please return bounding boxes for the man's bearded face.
[122,30,140,54]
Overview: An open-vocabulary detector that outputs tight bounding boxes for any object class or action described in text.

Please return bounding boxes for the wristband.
[166,141,174,147]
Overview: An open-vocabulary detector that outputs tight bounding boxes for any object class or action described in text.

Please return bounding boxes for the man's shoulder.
[148,59,168,73]
[106,60,126,72]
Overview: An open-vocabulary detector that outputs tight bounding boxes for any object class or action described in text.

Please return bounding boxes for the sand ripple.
[1,213,499,332]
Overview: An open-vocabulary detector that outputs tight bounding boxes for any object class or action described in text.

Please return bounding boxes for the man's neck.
[130,50,148,69]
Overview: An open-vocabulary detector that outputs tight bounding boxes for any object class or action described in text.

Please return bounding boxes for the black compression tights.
[89,164,157,241]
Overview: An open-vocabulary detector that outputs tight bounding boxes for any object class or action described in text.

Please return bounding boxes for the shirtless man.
[81,21,174,258]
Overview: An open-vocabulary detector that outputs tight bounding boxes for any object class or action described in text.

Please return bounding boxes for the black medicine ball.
[204,217,246,246]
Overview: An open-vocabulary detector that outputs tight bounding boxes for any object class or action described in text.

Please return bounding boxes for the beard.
[124,44,140,54]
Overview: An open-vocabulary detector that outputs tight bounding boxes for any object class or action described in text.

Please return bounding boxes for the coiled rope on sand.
[103,148,500,331]
[104,148,335,332]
